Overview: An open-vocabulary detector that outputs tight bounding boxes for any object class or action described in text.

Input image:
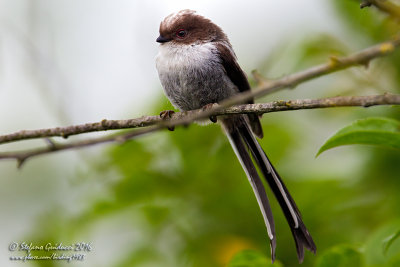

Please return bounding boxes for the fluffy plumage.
[155,10,316,262]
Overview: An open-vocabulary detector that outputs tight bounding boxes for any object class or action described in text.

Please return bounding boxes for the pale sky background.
[0,1,346,266]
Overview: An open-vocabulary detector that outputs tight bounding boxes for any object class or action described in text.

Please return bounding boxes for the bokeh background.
[0,0,399,266]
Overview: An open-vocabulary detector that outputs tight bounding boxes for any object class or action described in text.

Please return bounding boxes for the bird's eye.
[175,29,187,39]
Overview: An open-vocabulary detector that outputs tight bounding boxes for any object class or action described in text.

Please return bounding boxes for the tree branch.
[2,36,399,146]
[1,94,399,167]
[0,116,161,144]
[0,126,161,168]
[1,34,400,167]
[360,0,400,18]
[218,36,400,109]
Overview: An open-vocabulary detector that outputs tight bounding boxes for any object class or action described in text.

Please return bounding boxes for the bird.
[155,9,316,263]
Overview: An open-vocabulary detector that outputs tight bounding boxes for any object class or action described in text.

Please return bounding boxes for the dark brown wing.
[216,43,263,138]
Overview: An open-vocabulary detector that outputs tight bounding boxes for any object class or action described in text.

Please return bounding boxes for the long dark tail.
[223,116,316,263]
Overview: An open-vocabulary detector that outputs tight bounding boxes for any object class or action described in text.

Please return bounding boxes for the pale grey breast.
[156,42,238,111]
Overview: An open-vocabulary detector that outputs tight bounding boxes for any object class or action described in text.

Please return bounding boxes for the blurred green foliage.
[25,1,400,266]
[315,245,364,267]
[228,250,282,267]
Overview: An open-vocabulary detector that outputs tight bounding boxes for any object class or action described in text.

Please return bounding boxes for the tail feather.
[239,122,316,262]
[223,116,316,263]
[226,128,277,262]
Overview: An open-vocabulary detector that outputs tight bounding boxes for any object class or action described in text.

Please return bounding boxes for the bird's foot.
[202,103,217,123]
[159,110,175,131]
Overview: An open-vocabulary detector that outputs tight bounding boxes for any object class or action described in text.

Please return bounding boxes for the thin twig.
[360,1,372,8]
[360,0,400,18]
[1,94,399,167]
[1,37,399,147]
[3,126,162,168]
[0,117,161,144]
[218,37,400,109]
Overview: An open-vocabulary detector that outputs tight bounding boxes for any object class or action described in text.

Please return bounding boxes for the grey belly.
[160,65,238,111]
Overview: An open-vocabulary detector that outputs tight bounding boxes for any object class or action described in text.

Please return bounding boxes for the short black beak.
[156,35,171,43]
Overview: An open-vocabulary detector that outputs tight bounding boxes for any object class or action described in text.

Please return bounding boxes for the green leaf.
[383,229,400,255]
[315,245,364,267]
[317,117,400,156]
[228,250,280,267]
[365,221,400,266]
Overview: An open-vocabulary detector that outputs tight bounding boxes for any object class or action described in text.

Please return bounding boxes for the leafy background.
[1,0,400,266]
